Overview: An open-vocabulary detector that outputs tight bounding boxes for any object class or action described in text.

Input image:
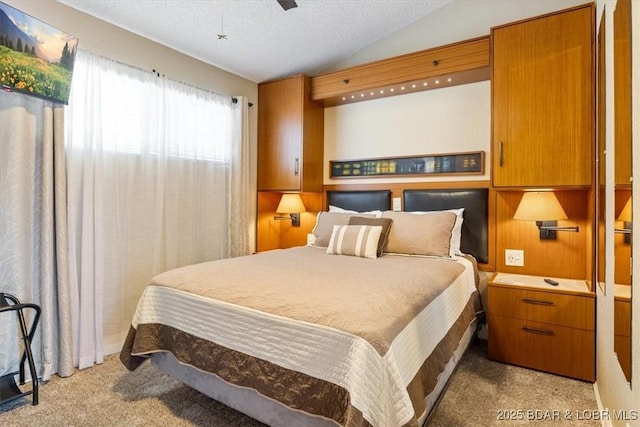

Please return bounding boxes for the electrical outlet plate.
[505,249,524,267]
[392,197,402,211]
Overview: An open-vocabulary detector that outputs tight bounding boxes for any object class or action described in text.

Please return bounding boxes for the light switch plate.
[505,249,524,267]
[392,197,402,211]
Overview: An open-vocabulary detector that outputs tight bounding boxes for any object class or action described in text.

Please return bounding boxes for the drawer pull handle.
[522,298,554,306]
[294,157,299,176]
[499,141,504,167]
[522,326,555,336]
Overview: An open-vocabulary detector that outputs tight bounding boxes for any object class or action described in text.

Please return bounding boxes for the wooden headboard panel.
[326,190,391,211]
[404,188,489,263]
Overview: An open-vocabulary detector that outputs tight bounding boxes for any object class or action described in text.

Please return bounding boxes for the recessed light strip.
[336,76,455,104]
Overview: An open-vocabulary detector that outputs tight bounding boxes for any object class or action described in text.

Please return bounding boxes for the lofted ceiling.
[57,0,589,85]
[57,0,454,83]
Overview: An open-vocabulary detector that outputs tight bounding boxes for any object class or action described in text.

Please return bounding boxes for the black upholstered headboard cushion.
[326,190,392,212]
[403,188,488,263]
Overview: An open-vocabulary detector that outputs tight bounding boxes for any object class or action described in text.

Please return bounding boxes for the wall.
[4,0,259,250]
[324,81,490,185]
[595,0,640,424]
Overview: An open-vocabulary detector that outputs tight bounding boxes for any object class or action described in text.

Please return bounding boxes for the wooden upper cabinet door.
[614,0,632,186]
[258,76,304,191]
[492,5,594,187]
[258,75,324,192]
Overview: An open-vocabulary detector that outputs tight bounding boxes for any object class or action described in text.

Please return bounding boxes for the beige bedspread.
[121,246,480,427]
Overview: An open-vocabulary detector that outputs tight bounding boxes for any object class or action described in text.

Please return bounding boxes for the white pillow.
[326,225,383,259]
[328,205,382,217]
[406,208,464,256]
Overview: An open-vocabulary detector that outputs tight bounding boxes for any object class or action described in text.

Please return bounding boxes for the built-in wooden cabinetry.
[614,286,632,382]
[488,273,595,382]
[614,0,632,186]
[257,74,324,251]
[491,4,594,187]
[258,74,324,192]
[311,37,490,107]
[489,6,597,382]
[491,4,596,283]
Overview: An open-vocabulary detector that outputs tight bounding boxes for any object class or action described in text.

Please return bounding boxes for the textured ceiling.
[58,0,453,83]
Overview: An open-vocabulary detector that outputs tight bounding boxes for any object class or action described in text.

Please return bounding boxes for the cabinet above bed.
[491,4,595,188]
[258,74,324,192]
[310,36,490,107]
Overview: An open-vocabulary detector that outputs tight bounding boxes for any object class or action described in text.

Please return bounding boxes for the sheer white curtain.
[230,96,251,257]
[66,50,250,368]
[0,91,74,381]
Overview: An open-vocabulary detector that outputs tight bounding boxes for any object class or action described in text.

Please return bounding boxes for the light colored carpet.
[0,345,598,426]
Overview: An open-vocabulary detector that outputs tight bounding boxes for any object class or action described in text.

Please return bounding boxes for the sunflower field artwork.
[0,1,78,104]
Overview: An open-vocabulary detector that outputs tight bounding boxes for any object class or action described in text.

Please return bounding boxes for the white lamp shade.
[513,192,568,221]
[276,193,306,214]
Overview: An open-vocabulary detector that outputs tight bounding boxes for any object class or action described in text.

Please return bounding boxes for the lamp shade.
[513,192,568,221]
[617,197,632,222]
[276,193,306,214]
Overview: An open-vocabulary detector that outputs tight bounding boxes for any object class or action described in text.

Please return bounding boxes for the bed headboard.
[404,188,489,263]
[326,190,391,212]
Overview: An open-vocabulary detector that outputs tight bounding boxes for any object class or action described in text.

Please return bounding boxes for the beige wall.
[324,81,490,185]
[4,0,259,250]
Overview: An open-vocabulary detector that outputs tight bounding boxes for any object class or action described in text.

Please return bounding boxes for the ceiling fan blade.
[276,0,298,11]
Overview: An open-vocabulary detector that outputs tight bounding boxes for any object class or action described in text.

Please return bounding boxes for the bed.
[120,189,488,427]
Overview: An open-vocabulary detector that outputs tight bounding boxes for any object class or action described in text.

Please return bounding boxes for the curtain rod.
[76,49,249,106]
[232,97,254,107]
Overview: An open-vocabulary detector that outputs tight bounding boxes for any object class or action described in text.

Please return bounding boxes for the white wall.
[595,0,640,425]
[324,81,490,184]
[4,0,259,250]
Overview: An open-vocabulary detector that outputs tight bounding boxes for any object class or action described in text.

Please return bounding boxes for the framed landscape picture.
[0,1,78,104]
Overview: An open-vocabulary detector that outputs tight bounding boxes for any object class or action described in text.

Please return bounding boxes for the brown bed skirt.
[120,295,479,427]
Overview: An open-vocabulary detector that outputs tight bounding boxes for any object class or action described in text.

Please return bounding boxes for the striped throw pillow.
[326,225,383,259]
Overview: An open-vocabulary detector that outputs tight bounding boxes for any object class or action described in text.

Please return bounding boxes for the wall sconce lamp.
[614,197,632,244]
[274,193,306,227]
[513,191,579,240]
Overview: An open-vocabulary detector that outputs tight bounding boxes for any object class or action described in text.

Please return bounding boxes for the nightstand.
[487,273,595,382]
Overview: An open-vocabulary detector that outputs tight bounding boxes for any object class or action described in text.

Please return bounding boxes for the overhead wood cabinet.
[310,36,490,107]
[614,0,631,186]
[258,74,324,192]
[491,4,595,187]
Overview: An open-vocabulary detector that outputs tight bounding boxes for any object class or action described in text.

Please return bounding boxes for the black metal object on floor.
[0,293,41,407]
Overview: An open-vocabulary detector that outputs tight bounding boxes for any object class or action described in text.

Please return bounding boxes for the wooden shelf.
[310,36,490,107]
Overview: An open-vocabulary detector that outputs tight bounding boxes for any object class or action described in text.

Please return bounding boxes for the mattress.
[120,246,481,427]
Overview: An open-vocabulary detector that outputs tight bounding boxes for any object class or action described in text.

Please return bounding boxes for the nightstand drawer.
[614,299,631,337]
[488,285,594,331]
[488,314,595,381]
